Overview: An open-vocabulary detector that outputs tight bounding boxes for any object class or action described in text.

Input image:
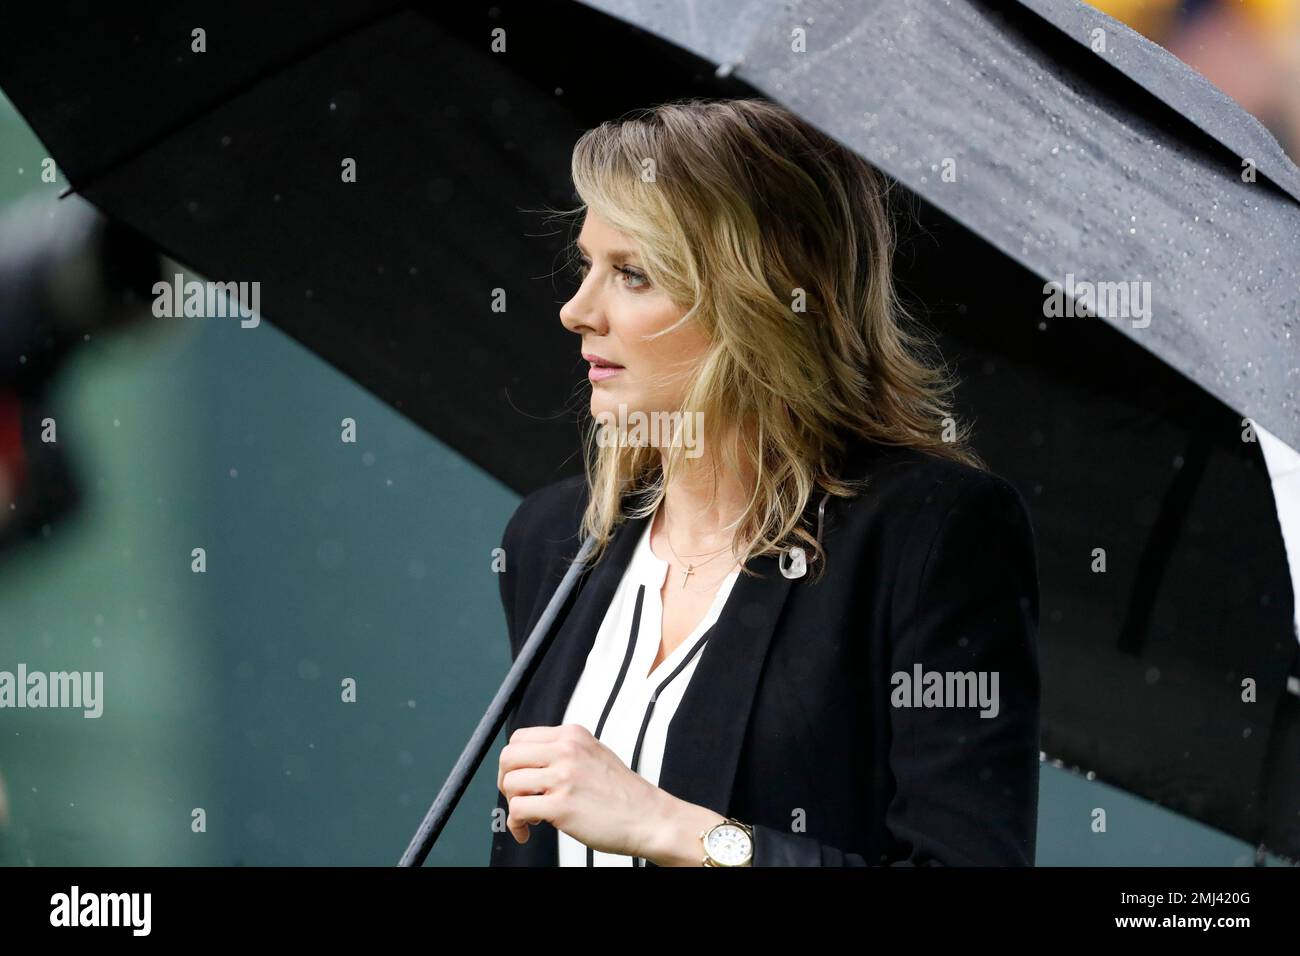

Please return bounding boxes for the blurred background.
[1093,0,1300,159]
[0,0,1296,866]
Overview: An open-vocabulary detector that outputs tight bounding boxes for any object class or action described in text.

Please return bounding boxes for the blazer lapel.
[656,550,797,819]
[656,445,874,823]
[512,506,651,734]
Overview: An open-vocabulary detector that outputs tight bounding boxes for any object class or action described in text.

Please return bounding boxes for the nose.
[559,273,607,337]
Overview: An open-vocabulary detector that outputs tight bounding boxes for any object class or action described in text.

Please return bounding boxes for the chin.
[590,397,619,422]
[590,393,642,426]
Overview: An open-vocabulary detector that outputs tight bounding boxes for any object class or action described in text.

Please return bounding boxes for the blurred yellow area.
[1086,0,1300,157]
[1087,0,1182,36]
[1091,0,1297,32]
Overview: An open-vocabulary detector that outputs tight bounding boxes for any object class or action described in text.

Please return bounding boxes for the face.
[559,209,710,423]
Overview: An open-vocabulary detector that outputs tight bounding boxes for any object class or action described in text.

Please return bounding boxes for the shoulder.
[836,438,1036,556]
[846,437,1024,502]
[838,440,1040,635]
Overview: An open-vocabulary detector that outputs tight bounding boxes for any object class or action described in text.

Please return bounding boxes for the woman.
[491,98,1040,867]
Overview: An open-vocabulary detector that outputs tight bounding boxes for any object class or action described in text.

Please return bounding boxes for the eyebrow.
[575,239,639,261]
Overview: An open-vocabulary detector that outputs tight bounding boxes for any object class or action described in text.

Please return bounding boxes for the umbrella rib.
[1116,430,1214,656]
[58,1,408,201]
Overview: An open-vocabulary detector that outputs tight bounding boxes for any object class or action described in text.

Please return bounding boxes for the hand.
[497,723,675,859]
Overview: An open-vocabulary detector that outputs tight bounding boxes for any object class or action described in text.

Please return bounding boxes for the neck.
[655,423,755,560]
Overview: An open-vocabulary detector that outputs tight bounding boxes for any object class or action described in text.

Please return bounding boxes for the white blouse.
[557,513,742,866]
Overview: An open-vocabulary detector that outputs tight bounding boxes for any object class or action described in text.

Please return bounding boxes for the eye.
[617,265,650,290]
[570,254,650,291]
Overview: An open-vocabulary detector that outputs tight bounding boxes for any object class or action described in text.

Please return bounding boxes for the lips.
[582,352,624,369]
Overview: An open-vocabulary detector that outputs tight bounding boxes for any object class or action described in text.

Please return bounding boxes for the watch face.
[705,824,752,866]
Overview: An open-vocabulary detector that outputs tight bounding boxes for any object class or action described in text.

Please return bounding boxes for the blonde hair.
[543,97,984,582]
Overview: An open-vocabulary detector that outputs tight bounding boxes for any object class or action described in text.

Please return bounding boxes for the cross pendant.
[681,564,695,589]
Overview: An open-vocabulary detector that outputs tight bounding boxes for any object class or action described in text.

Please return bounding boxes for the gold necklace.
[658,508,740,590]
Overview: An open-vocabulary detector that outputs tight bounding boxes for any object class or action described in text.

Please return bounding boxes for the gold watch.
[699,817,754,867]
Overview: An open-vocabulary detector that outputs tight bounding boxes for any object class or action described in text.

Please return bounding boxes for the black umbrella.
[1,0,1296,859]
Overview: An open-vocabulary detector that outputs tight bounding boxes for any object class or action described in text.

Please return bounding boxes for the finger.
[507,794,551,844]
[497,740,561,793]
[507,725,565,745]
[500,766,553,801]
[556,723,593,740]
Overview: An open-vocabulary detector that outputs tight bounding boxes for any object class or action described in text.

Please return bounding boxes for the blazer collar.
[509,489,818,866]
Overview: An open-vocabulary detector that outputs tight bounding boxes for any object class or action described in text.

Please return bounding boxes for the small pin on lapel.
[779,545,807,579]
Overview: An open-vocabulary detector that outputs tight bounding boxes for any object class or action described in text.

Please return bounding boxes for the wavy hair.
[543,97,984,581]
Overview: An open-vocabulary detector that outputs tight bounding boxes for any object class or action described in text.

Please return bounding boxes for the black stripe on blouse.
[584,583,715,867]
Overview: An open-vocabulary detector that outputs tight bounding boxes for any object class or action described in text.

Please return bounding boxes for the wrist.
[644,794,726,867]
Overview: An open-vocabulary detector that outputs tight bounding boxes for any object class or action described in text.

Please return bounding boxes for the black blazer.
[489,438,1041,866]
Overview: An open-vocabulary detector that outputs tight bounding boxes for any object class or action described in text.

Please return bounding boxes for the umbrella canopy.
[0,0,1295,859]
[892,203,1297,857]
[0,0,756,493]
[582,0,1300,450]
